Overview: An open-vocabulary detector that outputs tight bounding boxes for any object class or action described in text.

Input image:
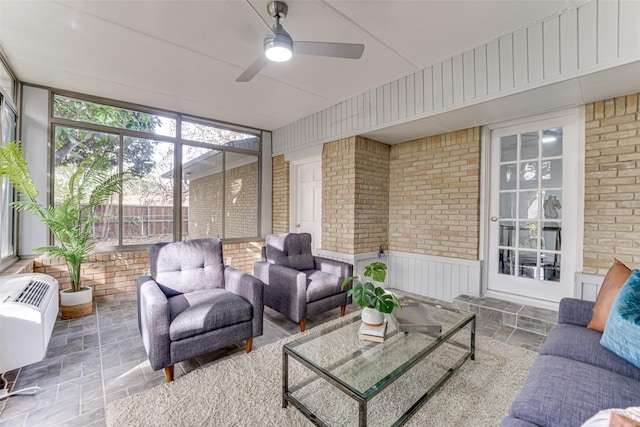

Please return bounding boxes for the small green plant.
[341,261,402,314]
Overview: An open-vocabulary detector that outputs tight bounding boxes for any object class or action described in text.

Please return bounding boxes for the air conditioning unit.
[0,273,59,374]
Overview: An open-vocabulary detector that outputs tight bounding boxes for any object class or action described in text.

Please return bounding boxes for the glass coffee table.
[282,297,476,426]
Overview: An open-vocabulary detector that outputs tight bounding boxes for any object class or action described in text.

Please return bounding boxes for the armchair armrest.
[253,261,308,323]
[137,276,171,370]
[558,297,595,327]
[313,256,353,279]
[224,267,264,337]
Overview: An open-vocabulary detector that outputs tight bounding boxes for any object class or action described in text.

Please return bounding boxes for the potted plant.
[341,261,402,326]
[0,141,127,318]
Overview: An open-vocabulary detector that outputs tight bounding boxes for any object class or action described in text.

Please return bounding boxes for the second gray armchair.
[253,233,353,332]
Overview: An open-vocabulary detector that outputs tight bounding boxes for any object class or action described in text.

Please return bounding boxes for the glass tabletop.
[283,297,475,400]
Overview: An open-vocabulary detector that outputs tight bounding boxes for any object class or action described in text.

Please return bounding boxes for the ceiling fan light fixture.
[264,26,293,62]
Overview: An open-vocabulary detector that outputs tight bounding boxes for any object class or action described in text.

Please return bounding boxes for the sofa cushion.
[168,289,252,341]
[541,323,640,381]
[304,270,343,303]
[601,269,640,369]
[507,355,640,427]
[265,233,315,271]
[587,258,631,332]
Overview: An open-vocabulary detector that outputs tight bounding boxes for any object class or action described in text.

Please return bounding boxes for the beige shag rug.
[106,315,536,427]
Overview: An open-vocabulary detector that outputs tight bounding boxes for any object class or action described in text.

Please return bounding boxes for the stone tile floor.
[0,293,550,426]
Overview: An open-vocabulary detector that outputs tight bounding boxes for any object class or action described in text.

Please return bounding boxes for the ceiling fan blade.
[294,41,365,59]
[236,56,269,82]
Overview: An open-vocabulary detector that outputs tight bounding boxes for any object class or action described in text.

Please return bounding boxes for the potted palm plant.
[341,261,402,326]
[0,141,127,318]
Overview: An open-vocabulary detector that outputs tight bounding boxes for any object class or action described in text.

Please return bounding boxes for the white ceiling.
[0,0,581,133]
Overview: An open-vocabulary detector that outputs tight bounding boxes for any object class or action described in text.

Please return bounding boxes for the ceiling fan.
[236,1,365,82]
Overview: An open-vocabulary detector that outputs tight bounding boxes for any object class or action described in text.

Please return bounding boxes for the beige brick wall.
[322,137,356,253]
[389,127,481,260]
[26,241,264,302]
[272,155,290,233]
[354,136,390,253]
[189,161,258,239]
[584,93,640,275]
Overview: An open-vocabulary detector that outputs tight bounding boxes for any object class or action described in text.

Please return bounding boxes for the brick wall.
[18,241,264,301]
[272,155,290,233]
[189,172,223,239]
[354,137,390,253]
[322,138,356,253]
[583,93,640,275]
[188,161,258,239]
[389,127,481,260]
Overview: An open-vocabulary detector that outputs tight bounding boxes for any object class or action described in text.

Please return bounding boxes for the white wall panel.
[619,0,640,57]
[499,35,514,90]
[415,70,424,115]
[406,73,415,117]
[390,80,399,122]
[486,40,500,94]
[272,0,640,155]
[398,77,407,119]
[388,251,482,301]
[474,46,488,97]
[575,273,603,301]
[543,16,561,78]
[560,7,579,74]
[513,28,529,86]
[453,54,464,105]
[423,67,433,112]
[463,50,475,101]
[433,63,444,109]
[578,1,598,69]
[528,23,544,82]
[597,0,619,63]
[442,58,454,107]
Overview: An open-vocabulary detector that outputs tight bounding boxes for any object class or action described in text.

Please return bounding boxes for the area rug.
[106,315,536,427]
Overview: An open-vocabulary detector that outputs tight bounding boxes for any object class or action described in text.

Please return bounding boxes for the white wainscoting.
[574,273,604,302]
[318,249,482,302]
[387,252,482,302]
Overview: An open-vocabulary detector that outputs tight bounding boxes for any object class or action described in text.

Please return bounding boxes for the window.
[51,94,262,249]
[0,57,17,268]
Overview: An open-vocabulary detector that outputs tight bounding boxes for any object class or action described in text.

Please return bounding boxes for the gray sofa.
[502,298,640,426]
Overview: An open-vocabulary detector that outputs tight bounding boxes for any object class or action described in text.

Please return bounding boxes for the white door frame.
[481,107,585,310]
[290,155,322,254]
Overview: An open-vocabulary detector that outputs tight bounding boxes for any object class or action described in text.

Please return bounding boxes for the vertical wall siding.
[316,250,481,302]
[273,0,640,154]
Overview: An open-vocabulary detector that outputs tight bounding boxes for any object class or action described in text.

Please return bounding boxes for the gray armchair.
[253,233,353,332]
[137,238,263,382]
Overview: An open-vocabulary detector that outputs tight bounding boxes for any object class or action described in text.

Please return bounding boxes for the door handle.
[490,216,501,222]
[296,224,301,228]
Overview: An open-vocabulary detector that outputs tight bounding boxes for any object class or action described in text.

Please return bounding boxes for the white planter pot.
[60,286,93,319]
[361,307,384,327]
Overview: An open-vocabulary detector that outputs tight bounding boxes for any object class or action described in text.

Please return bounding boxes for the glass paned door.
[488,114,578,304]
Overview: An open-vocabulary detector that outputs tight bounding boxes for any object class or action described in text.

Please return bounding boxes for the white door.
[487,113,580,304]
[292,158,322,255]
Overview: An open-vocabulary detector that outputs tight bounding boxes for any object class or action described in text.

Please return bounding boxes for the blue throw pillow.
[600,268,640,369]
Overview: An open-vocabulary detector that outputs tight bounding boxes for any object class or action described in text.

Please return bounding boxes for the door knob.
[296,224,301,228]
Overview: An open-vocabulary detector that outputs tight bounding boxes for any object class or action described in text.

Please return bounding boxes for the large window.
[0,56,18,269]
[51,93,262,249]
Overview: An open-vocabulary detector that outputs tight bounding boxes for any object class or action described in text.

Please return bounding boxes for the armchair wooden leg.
[299,320,306,332]
[340,305,346,317]
[164,365,174,383]
[246,337,253,353]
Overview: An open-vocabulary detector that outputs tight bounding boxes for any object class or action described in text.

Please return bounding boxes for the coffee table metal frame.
[282,299,476,426]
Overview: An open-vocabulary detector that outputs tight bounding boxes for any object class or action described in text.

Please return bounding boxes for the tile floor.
[0,292,549,427]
